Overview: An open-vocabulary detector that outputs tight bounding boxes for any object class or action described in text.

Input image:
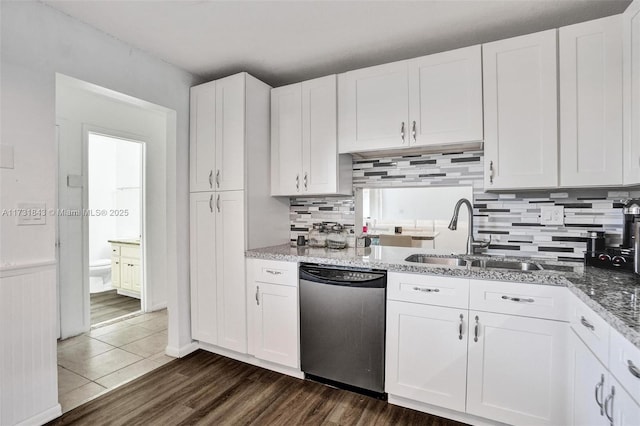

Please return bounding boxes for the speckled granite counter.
[246,244,640,349]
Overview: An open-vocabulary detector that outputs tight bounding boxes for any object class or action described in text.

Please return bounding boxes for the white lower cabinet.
[190,191,246,352]
[466,311,569,425]
[246,259,299,369]
[568,329,640,426]
[386,301,468,412]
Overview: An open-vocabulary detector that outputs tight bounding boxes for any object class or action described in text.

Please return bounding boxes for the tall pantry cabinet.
[189,72,289,354]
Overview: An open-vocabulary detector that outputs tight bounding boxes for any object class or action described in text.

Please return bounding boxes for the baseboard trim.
[387,395,504,426]
[198,342,304,380]
[150,302,167,311]
[165,341,199,358]
[16,403,62,426]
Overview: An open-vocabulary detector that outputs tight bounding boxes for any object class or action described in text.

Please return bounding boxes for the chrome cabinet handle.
[216,194,221,212]
[413,286,439,293]
[265,269,282,275]
[209,194,213,212]
[412,120,416,142]
[401,122,405,143]
[604,386,615,425]
[474,315,479,342]
[628,360,640,379]
[581,316,595,331]
[458,314,463,340]
[255,286,260,306]
[209,170,213,188]
[216,170,220,188]
[489,161,494,185]
[296,174,299,191]
[595,374,605,415]
[304,173,308,190]
[501,295,534,303]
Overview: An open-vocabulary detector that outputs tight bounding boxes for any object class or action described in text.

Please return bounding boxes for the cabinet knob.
[474,315,479,342]
[458,314,463,340]
[216,170,220,188]
[216,194,221,213]
[580,316,595,331]
[209,170,213,188]
[411,120,416,143]
[255,285,260,306]
[400,122,405,143]
[489,161,495,185]
[595,374,605,415]
[628,360,640,379]
[304,173,308,190]
[296,174,300,191]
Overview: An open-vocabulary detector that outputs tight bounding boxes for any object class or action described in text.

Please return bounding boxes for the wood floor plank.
[90,290,140,325]
[48,350,468,426]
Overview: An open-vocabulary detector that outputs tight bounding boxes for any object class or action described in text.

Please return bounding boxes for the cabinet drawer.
[121,245,140,259]
[388,272,469,309]
[569,295,610,365]
[111,245,121,256]
[250,259,297,287]
[610,328,640,405]
[469,280,569,321]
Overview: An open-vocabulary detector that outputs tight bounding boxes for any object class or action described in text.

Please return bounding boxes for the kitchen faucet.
[448,198,491,255]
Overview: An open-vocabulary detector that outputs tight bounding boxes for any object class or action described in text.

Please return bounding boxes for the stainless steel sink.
[469,260,542,271]
[404,255,468,266]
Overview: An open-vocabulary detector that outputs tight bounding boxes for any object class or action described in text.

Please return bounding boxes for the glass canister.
[326,224,348,249]
[308,223,326,248]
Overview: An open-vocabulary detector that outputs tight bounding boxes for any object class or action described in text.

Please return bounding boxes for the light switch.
[540,206,564,225]
[0,144,14,169]
[16,203,47,226]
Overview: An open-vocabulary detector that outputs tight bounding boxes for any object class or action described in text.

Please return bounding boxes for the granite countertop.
[108,238,141,245]
[246,244,640,349]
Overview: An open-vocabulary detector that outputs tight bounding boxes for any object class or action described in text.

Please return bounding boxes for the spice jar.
[308,223,326,248]
[326,224,348,249]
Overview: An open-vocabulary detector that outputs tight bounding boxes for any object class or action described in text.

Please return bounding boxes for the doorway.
[88,133,144,325]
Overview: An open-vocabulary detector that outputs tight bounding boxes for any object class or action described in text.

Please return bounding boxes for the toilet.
[89,258,112,293]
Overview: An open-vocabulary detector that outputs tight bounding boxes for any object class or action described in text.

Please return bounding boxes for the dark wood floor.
[48,350,467,426]
[90,290,140,325]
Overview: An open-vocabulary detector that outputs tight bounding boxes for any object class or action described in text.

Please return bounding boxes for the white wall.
[0,1,199,424]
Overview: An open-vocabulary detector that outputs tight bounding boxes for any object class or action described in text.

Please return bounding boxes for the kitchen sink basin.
[469,260,542,271]
[404,255,468,266]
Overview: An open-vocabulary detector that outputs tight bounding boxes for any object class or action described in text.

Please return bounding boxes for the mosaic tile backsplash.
[289,150,637,261]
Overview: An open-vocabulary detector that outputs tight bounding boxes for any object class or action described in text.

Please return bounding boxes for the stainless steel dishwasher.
[299,263,387,396]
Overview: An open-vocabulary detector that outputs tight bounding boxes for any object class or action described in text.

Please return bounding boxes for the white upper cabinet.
[409,45,483,146]
[215,74,246,191]
[271,75,351,196]
[189,74,245,192]
[271,83,302,195]
[624,0,640,185]
[338,47,483,154]
[560,15,623,187]
[483,29,559,190]
[190,82,216,192]
[338,61,410,153]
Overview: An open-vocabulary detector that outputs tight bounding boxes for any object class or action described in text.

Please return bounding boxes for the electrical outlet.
[540,205,564,225]
[16,203,47,226]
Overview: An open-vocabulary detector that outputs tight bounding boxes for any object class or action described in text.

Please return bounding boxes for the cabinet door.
[111,257,121,289]
[624,1,640,185]
[338,61,410,153]
[560,15,623,187]
[466,311,568,425]
[409,45,483,146]
[483,29,558,189]
[215,74,245,191]
[251,282,299,369]
[611,376,640,426]
[271,83,302,196]
[120,259,133,290]
[189,192,217,345]
[386,301,468,412]
[567,331,609,426]
[131,258,141,294]
[215,191,246,353]
[302,75,338,194]
[189,82,216,192]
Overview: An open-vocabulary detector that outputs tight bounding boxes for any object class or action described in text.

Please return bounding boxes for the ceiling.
[43,0,631,87]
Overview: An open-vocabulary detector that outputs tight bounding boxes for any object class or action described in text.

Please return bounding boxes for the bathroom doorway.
[88,133,144,325]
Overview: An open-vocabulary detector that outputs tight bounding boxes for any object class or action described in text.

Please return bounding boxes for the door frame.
[82,124,149,323]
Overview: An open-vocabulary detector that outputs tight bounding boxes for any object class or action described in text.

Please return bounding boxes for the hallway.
[57,309,172,413]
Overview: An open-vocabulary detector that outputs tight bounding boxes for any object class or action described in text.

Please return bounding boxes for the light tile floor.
[57,309,174,413]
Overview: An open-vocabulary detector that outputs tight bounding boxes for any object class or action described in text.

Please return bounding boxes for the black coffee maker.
[585,200,638,272]
[623,199,640,274]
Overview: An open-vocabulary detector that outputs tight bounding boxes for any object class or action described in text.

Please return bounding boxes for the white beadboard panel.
[0,265,60,426]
